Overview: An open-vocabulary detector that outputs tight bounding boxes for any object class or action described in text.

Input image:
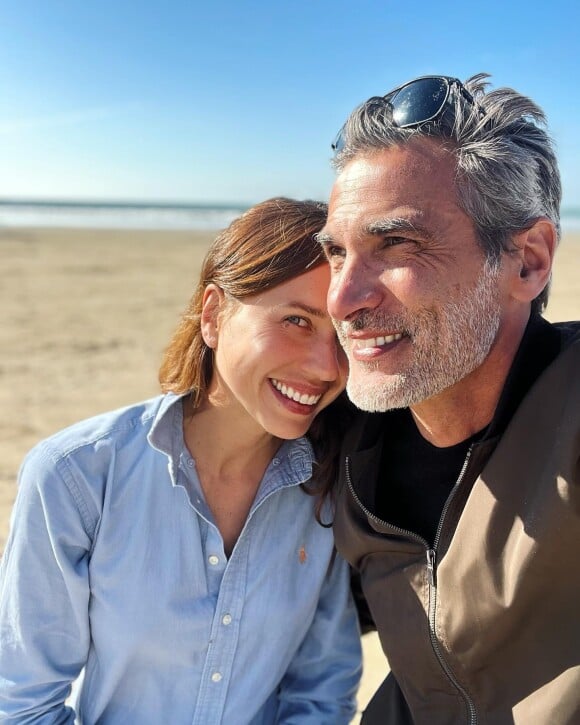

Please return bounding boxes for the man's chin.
[345,372,410,413]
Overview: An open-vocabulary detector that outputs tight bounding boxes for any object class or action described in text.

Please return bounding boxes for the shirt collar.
[483,313,562,441]
[147,393,315,489]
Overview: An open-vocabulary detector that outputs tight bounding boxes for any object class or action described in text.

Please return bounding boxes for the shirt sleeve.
[0,442,96,723]
[274,550,362,724]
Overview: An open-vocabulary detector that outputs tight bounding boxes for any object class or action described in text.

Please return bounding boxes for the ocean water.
[561,208,580,232]
[1,200,579,233]
[0,200,249,231]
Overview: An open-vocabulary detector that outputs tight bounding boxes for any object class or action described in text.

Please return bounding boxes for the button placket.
[193,495,256,725]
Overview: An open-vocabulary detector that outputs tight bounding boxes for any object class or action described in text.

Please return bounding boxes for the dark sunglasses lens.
[391,77,449,127]
[331,76,456,151]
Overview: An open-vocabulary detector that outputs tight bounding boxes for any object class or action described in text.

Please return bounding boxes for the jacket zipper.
[345,450,478,725]
[428,446,477,724]
[344,456,429,546]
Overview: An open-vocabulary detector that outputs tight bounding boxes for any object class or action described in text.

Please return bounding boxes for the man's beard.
[336,260,503,412]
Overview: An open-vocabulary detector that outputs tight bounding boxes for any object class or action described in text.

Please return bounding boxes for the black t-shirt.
[375,409,482,544]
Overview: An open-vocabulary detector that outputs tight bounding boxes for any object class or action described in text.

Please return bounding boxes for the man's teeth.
[271,379,322,406]
[357,333,403,348]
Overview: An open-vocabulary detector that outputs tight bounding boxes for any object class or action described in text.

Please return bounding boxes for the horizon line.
[1,197,579,216]
[0,197,253,211]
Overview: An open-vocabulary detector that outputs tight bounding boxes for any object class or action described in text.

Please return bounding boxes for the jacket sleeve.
[274,551,362,724]
[0,442,96,723]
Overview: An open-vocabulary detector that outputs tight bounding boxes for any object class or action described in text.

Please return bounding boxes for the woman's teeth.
[271,379,322,406]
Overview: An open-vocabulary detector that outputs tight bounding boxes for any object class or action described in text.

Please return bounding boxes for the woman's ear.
[509,218,557,304]
[200,284,225,348]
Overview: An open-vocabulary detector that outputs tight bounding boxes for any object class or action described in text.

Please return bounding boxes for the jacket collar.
[483,313,561,441]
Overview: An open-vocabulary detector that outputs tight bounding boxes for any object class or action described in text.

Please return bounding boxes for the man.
[318,74,580,724]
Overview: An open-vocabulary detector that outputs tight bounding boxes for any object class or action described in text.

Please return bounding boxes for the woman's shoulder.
[15,395,174,538]
[26,395,168,466]
[18,394,180,502]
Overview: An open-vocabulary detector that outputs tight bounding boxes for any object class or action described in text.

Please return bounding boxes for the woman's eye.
[286,315,309,328]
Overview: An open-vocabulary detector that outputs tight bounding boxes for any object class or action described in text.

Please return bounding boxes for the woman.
[0,198,361,724]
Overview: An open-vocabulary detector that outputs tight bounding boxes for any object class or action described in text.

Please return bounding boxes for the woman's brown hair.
[159,197,352,524]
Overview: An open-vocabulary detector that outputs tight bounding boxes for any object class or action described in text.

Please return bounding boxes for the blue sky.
[1,0,578,208]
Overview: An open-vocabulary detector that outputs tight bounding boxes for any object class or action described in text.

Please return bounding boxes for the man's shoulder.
[552,319,580,347]
[518,320,580,420]
[547,320,580,375]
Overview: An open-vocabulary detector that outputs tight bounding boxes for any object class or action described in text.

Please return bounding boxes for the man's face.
[320,138,509,412]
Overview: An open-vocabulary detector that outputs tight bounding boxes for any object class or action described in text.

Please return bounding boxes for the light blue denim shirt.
[0,394,361,724]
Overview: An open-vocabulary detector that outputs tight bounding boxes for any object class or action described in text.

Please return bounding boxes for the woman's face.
[203,264,347,440]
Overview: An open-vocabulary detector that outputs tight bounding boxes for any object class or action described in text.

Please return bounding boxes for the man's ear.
[509,218,557,303]
[200,284,225,348]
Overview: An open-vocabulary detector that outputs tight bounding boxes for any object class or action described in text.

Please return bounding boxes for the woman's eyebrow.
[277,302,326,319]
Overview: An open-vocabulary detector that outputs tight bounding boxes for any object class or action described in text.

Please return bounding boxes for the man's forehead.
[330,141,456,198]
[324,145,458,237]
[324,170,432,236]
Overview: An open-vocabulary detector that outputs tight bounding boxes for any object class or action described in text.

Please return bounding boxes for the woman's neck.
[182,397,282,557]
[182,396,282,480]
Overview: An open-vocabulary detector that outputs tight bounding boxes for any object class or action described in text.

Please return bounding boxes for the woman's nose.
[309,334,348,386]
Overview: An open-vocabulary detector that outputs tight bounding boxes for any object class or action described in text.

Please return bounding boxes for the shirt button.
[272,457,280,466]
[208,555,219,566]
[211,672,222,682]
[222,614,232,626]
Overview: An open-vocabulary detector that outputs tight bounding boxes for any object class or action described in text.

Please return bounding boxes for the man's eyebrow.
[315,219,433,245]
[366,217,429,236]
[314,231,333,247]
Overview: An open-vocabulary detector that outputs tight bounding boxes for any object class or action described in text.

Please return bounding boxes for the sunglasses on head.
[331,75,476,154]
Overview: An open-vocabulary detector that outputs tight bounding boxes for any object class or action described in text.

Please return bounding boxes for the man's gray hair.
[333,73,561,313]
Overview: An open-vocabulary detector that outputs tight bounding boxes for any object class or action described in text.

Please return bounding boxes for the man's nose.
[327,256,383,322]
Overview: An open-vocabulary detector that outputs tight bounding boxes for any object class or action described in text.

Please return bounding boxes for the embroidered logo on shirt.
[298,546,307,564]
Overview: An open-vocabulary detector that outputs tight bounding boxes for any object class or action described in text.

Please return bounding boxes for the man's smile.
[351,333,405,351]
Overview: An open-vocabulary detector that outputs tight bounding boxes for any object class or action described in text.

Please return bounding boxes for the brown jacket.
[334,322,580,724]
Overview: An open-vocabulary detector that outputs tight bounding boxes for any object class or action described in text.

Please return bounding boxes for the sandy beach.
[1,225,579,719]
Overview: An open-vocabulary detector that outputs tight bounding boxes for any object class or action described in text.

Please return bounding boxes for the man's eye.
[286,315,309,328]
[383,236,411,247]
[323,244,345,259]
